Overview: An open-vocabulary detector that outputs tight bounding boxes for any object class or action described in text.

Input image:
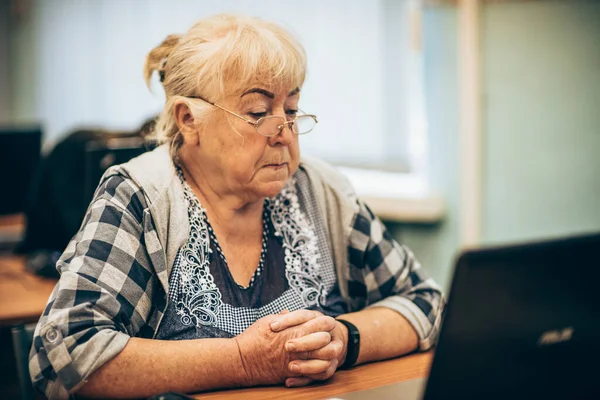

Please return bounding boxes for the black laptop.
[335,232,600,400]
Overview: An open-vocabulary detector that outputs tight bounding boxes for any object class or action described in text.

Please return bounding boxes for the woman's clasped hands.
[233,309,349,388]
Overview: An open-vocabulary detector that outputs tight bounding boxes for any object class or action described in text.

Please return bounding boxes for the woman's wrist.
[231,337,255,387]
[336,320,349,367]
[336,319,362,369]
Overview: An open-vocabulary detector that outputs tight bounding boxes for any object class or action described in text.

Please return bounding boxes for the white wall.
[10,0,420,168]
[394,5,460,291]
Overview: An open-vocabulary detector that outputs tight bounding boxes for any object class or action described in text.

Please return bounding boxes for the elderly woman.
[30,14,444,399]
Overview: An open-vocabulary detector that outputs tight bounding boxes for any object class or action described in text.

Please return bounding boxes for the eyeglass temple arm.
[189,96,317,127]
[188,95,258,126]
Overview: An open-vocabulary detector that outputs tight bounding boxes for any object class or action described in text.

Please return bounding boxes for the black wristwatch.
[337,319,360,369]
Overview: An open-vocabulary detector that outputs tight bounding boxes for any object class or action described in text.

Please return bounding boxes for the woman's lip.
[264,162,288,169]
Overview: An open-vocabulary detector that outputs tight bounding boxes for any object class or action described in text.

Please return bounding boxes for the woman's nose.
[270,120,293,146]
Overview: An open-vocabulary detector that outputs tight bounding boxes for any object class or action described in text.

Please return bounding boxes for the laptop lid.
[423,232,600,400]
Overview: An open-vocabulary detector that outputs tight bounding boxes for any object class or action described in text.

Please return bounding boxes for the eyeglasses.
[187,95,318,137]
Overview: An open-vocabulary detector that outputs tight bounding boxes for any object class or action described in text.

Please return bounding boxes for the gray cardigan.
[122,145,359,307]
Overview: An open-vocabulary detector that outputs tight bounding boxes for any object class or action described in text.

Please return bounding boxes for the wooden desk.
[0,256,56,326]
[0,213,25,229]
[0,213,25,248]
[194,352,432,400]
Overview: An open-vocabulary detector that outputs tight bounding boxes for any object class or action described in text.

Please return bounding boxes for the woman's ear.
[173,100,199,146]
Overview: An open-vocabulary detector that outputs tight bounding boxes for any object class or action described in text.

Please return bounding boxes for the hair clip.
[159,58,168,82]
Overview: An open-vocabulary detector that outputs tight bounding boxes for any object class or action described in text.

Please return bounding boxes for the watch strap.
[337,319,360,369]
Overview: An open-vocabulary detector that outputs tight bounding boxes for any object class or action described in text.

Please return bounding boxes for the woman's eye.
[286,109,298,116]
[248,111,267,119]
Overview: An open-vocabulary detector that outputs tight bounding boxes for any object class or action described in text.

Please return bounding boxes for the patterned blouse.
[156,167,348,339]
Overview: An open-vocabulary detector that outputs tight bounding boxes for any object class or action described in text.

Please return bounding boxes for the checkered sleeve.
[28,174,161,400]
[347,200,445,351]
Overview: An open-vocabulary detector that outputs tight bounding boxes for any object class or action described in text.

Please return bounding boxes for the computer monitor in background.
[0,126,42,216]
[84,137,149,205]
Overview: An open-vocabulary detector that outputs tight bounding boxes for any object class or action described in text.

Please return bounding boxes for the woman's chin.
[251,166,293,197]
[255,179,288,198]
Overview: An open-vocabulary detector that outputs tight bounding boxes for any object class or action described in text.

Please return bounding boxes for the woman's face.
[184,87,301,200]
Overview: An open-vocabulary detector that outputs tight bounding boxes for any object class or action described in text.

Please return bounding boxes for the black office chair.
[11,323,37,400]
[16,130,152,278]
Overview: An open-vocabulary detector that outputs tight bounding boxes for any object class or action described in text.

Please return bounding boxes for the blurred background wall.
[6,0,427,171]
[396,0,600,289]
[481,0,600,244]
[392,4,460,291]
[0,0,12,123]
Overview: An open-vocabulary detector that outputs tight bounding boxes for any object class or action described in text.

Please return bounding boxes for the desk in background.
[0,214,55,325]
[0,214,25,230]
[194,352,432,400]
[0,256,56,326]
[0,214,25,253]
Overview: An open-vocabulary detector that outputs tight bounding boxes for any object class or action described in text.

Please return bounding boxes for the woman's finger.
[301,359,339,381]
[298,315,337,336]
[304,339,344,361]
[288,358,333,376]
[270,309,322,332]
[285,331,331,352]
[285,377,314,388]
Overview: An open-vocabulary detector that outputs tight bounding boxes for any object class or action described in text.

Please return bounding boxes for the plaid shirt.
[29,166,444,399]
